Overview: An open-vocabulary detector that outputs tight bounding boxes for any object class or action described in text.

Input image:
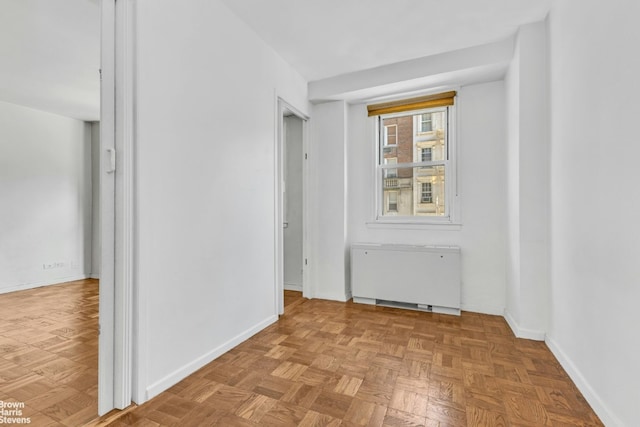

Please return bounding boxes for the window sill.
[366,220,462,231]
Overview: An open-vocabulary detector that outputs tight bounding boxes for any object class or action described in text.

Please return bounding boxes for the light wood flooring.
[97,290,602,426]
[284,289,305,309]
[0,279,99,426]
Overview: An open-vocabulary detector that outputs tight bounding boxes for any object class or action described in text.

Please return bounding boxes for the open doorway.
[277,100,309,314]
[0,0,105,423]
[0,0,135,420]
[283,114,304,293]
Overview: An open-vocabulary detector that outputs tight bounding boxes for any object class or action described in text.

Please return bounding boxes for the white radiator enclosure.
[350,243,461,316]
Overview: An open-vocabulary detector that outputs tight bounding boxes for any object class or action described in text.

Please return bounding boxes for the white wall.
[134,0,308,402]
[346,81,507,314]
[0,100,93,293]
[504,22,550,340]
[546,1,640,425]
[308,101,350,301]
[283,116,303,290]
[505,44,521,328]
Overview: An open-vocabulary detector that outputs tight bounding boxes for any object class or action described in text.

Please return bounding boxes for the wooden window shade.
[367,91,456,117]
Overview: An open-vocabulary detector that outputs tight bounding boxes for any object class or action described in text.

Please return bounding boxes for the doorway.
[283,114,304,294]
[0,0,111,422]
[277,100,309,314]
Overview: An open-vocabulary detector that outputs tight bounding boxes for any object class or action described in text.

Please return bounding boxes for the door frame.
[98,0,135,415]
[98,0,115,414]
[275,98,310,315]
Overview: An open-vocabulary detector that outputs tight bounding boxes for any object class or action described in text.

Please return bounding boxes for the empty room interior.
[0,0,102,425]
[1,0,639,426]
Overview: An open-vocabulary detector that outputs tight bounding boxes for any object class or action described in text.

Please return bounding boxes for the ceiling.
[221,0,551,82]
[0,0,100,121]
[0,1,550,121]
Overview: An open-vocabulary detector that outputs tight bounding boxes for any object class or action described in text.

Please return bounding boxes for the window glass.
[419,113,432,132]
[387,191,398,213]
[421,147,432,162]
[380,166,445,216]
[421,182,433,203]
[377,107,451,219]
[384,124,397,146]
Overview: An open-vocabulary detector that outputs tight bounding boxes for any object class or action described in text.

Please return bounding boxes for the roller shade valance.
[367,91,456,117]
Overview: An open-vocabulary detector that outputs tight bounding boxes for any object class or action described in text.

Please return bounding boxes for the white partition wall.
[545,1,640,425]
[132,0,309,403]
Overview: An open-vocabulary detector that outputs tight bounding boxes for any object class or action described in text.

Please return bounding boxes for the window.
[421,182,433,203]
[384,124,397,146]
[385,157,397,178]
[419,113,432,132]
[367,90,457,223]
[387,191,398,213]
[421,147,432,162]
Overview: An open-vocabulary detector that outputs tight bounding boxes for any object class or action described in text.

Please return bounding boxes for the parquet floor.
[101,291,603,426]
[284,290,305,310]
[0,279,99,426]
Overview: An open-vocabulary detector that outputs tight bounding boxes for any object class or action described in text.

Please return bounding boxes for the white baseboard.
[503,309,546,341]
[353,297,376,305]
[432,306,461,316]
[545,336,622,427]
[284,283,302,292]
[145,315,278,401]
[90,273,100,279]
[312,291,350,302]
[460,303,504,317]
[0,275,89,295]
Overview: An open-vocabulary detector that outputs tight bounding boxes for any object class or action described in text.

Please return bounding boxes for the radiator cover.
[350,243,461,316]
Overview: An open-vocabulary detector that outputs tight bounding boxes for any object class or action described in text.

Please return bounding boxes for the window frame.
[383,124,397,146]
[387,191,398,213]
[421,147,432,162]
[421,182,433,204]
[385,157,397,178]
[419,113,433,133]
[373,105,459,226]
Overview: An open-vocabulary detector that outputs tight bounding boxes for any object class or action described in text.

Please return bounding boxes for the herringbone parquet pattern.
[100,291,603,426]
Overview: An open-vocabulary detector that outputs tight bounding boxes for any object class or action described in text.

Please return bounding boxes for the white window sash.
[374,104,458,225]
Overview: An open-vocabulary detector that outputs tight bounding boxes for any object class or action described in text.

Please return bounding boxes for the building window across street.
[387,191,398,212]
[421,147,432,162]
[419,113,432,132]
[384,124,397,146]
[385,157,397,178]
[421,182,433,203]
